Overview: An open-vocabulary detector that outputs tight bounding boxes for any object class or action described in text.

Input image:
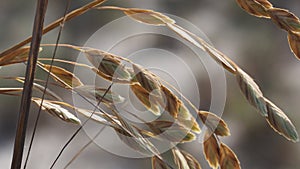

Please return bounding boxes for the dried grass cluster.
[1,0,299,168]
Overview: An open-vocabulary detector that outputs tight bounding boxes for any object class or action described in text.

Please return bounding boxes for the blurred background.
[0,0,300,168]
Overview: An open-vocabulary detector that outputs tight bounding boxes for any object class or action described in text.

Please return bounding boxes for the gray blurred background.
[0,0,300,168]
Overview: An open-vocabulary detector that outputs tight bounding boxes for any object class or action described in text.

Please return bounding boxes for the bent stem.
[0,0,107,58]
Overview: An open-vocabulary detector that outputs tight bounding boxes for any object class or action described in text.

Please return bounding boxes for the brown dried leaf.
[219,143,241,169]
[42,64,83,88]
[99,6,175,26]
[264,98,299,142]
[130,84,161,116]
[203,132,220,169]
[199,111,230,136]
[288,32,300,60]
[236,67,267,116]
[236,0,272,18]
[0,47,42,66]
[32,98,81,124]
[268,8,300,33]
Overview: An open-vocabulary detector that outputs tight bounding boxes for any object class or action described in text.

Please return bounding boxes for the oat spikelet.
[145,120,196,143]
[219,143,241,169]
[199,111,230,136]
[42,64,83,88]
[173,149,202,169]
[268,8,300,33]
[83,49,133,83]
[288,32,300,59]
[264,98,299,142]
[235,0,272,18]
[32,98,81,125]
[130,83,162,115]
[203,132,220,169]
[132,64,162,97]
[180,150,202,169]
[236,67,267,116]
[160,86,181,118]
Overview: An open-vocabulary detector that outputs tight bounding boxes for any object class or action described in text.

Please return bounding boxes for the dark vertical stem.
[11,0,48,168]
[23,1,71,168]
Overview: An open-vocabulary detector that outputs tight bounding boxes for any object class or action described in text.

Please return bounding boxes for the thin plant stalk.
[63,126,106,168]
[11,0,48,168]
[23,0,71,168]
[49,83,113,168]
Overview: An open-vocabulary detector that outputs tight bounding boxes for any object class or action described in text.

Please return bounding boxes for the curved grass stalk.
[0,0,108,58]
[95,5,298,142]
